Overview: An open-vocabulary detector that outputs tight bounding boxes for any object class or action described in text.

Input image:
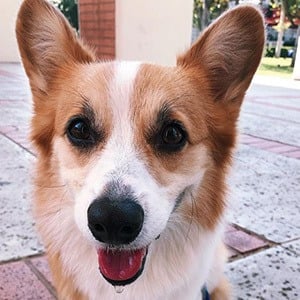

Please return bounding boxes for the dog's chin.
[97,246,148,286]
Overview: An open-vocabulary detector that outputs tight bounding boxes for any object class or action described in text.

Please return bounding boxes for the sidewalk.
[0,63,299,299]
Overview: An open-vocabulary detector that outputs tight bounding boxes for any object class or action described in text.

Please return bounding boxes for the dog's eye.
[67,118,94,147]
[159,122,187,152]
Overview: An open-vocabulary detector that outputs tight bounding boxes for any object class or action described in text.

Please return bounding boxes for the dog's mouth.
[97,247,148,286]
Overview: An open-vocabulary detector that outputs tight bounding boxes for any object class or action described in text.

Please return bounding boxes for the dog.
[16,0,264,299]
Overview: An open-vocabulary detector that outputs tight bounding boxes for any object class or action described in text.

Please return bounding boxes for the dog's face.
[16,0,264,287]
[51,62,213,285]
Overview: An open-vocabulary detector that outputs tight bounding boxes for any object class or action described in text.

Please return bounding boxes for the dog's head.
[16,0,264,287]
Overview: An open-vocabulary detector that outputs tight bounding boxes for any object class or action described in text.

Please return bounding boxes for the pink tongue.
[98,248,145,281]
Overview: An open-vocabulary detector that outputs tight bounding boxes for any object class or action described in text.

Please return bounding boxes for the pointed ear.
[16,0,96,92]
[177,5,265,103]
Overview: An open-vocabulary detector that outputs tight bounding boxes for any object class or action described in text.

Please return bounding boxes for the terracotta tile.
[29,256,54,285]
[225,224,237,233]
[241,138,261,145]
[0,260,55,300]
[227,246,239,258]
[0,125,17,135]
[251,141,279,149]
[224,230,268,254]
[284,150,300,159]
[268,145,299,153]
[239,134,259,143]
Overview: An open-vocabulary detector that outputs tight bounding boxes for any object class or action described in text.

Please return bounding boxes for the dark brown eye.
[158,122,187,152]
[162,125,184,145]
[67,118,94,147]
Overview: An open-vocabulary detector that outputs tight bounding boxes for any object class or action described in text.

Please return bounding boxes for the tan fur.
[48,253,86,299]
[211,277,231,300]
[16,0,265,299]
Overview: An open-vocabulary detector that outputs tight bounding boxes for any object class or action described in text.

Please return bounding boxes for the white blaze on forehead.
[110,61,140,133]
[74,61,174,246]
[103,61,141,176]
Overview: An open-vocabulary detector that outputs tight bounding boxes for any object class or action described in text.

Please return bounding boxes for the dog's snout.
[88,197,144,245]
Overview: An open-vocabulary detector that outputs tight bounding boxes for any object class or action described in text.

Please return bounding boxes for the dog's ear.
[177,5,265,105]
[16,0,95,92]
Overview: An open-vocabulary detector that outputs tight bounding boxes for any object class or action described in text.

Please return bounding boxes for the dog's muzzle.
[87,182,147,286]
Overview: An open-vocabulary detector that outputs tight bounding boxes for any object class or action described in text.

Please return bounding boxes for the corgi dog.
[16,0,264,299]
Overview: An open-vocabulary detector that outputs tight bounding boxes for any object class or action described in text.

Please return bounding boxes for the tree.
[275,4,286,57]
[272,0,300,62]
[51,0,78,31]
[282,0,300,66]
[282,0,300,26]
[193,0,228,31]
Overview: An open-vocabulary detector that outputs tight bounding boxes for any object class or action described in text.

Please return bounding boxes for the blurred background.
[0,0,299,299]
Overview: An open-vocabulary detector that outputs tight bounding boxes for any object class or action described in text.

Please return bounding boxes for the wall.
[0,0,23,62]
[115,0,193,66]
[2,0,193,65]
[79,0,115,59]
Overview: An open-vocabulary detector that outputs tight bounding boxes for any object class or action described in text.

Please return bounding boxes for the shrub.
[265,47,290,58]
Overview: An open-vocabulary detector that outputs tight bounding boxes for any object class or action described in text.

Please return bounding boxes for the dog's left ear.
[177,5,265,105]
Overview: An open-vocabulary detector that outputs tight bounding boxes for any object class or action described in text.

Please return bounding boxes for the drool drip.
[114,285,125,294]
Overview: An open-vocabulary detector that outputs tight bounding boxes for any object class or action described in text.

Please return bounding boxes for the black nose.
[87,197,144,245]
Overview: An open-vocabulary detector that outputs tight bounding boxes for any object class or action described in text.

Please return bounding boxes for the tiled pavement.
[0,63,299,299]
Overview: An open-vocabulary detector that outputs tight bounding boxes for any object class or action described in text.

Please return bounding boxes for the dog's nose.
[87,197,144,245]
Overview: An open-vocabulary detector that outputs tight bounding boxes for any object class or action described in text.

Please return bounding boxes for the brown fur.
[16,0,265,298]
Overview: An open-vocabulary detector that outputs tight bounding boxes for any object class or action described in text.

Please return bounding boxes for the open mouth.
[97,247,148,286]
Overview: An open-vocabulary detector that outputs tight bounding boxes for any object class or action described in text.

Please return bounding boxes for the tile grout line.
[240,133,300,148]
[0,132,36,157]
[243,111,300,125]
[240,134,300,159]
[24,259,57,298]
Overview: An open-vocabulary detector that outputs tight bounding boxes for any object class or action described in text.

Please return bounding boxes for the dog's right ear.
[16,0,95,92]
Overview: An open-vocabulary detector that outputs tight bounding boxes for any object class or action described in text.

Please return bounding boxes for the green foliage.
[265,47,290,58]
[51,0,78,30]
[258,57,293,77]
[193,0,228,30]
[282,0,300,26]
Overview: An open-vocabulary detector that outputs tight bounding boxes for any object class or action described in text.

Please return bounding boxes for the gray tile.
[0,135,43,261]
[227,244,300,300]
[240,113,300,147]
[281,239,300,256]
[242,101,300,125]
[228,144,300,243]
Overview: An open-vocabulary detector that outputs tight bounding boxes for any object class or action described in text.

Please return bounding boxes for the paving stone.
[228,144,300,243]
[225,224,237,233]
[281,239,300,256]
[0,260,55,300]
[267,145,299,153]
[227,246,239,258]
[246,140,278,147]
[0,135,43,261]
[242,100,300,125]
[249,77,300,95]
[224,229,267,254]
[29,256,54,286]
[284,150,300,159]
[227,243,300,300]
[241,84,300,147]
[240,113,300,147]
